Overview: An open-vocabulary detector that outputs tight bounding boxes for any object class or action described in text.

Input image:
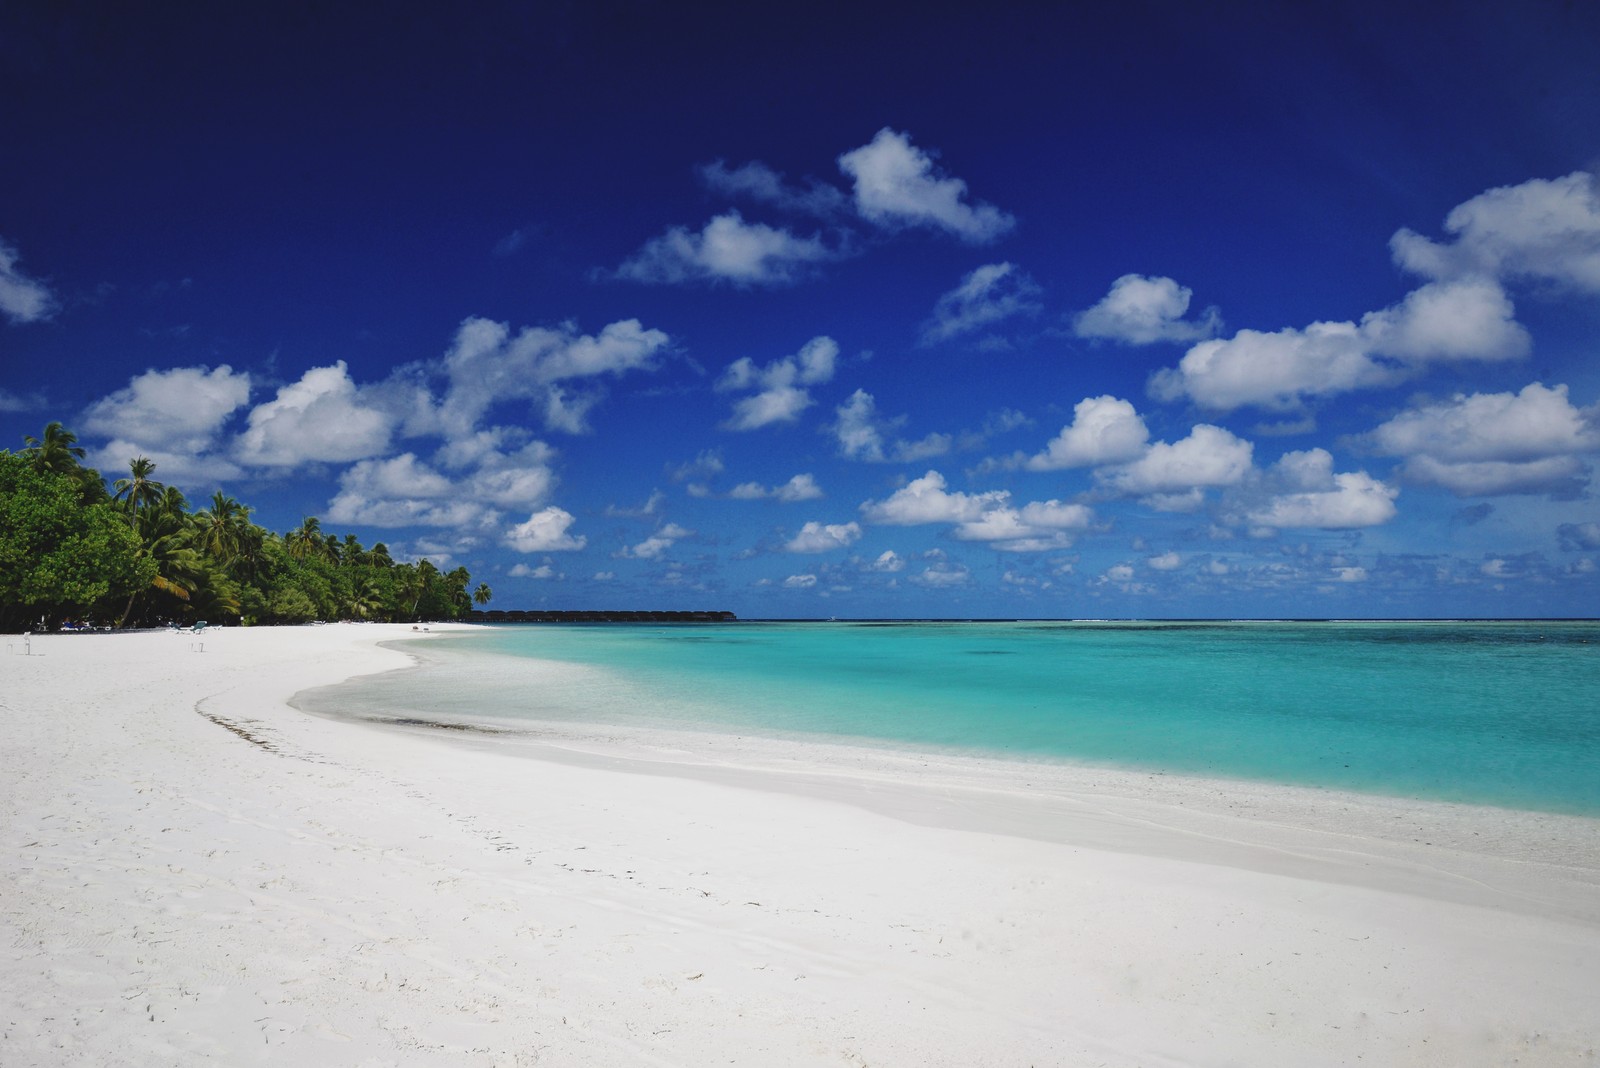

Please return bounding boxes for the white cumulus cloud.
[1097,425,1255,510]
[719,336,838,431]
[837,128,1014,243]
[326,439,558,529]
[88,439,244,485]
[912,562,971,587]
[728,473,824,501]
[860,470,1008,525]
[1150,320,1381,412]
[234,362,395,467]
[328,490,489,531]
[868,550,906,573]
[443,436,558,501]
[862,471,1095,552]
[1405,456,1592,499]
[0,238,57,324]
[1359,279,1529,364]
[1367,382,1598,497]
[829,389,951,462]
[785,521,862,553]
[616,211,838,287]
[1389,171,1600,291]
[82,365,252,481]
[621,522,691,560]
[1245,449,1398,529]
[1074,274,1220,345]
[437,316,670,437]
[84,365,252,446]
[1150,278,1529,413]
[332,452,452,501]
[771,472,824,501]
[953,499,1095,552]
[1025,395,1150,470]
[698,160,848,218]
[505,507,588,553]
[919,262,1041,345]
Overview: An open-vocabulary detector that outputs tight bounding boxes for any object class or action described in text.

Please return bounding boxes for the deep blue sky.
[4,1,1599,617]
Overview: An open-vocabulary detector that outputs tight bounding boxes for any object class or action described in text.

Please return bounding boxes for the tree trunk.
[116,590,139,629]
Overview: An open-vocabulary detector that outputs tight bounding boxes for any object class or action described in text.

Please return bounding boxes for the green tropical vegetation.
[1,423,478,631]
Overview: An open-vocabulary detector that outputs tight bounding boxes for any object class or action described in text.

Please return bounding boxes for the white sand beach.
[3,624,1598,1067]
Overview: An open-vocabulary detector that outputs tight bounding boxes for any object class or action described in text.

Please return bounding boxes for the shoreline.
[317,686,1600,926]
[5,624,1599,1065]
[309,618,1600,821]
[306,627,1600,878]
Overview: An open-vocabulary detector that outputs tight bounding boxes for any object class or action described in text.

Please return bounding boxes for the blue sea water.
[301,621,1600,816]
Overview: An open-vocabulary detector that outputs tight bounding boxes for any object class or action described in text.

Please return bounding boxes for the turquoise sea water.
[301,621,1600,816]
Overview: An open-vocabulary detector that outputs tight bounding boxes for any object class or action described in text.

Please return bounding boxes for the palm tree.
[117,496,205,627]
[473,583,493,607]
[286,517,335,563]
[195,491,251,565]
[148,484,189,524]
[346,576,385,620]
[391,565,419,620]
[444,566,472,617]
[21,421,108,500]
[113,456,164,527]
[407,559,440,619]
[186,567,242,623]
[285,516,318,559]
[231,521,268,584]
[21,421,86,474]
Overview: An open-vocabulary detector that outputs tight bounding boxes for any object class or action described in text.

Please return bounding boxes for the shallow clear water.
[300,621,1600,815]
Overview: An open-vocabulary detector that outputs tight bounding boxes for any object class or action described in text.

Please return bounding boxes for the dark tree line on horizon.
[0,422,492,631]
